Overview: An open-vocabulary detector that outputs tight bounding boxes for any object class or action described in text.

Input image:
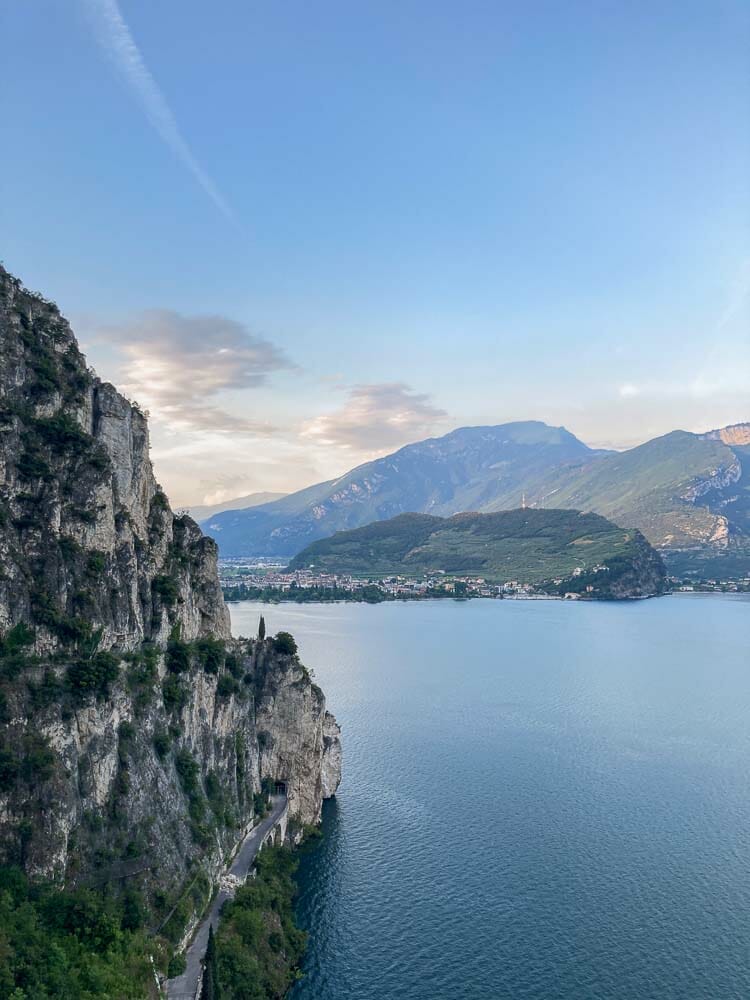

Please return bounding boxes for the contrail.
[80,0,235,223]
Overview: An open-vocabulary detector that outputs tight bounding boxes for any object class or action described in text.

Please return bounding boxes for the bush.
[33,412,91,454]
[0,622,35,656]
[17,448,51,481]
[0,733,56,792]
[162,675,188,712]
[67,651,120,698]
[272,632,298,657]
[153,728,171,760]
[216,674,239,699]
[150,490,170,513]
[153,574,179,606]
[167,953,187,978]
[86,550,106,577]
[166,639,191,674]
[225,652,243,679]
[195,637,225,675]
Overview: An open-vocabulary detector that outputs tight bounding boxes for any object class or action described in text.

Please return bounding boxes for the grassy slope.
[290,509,656,584]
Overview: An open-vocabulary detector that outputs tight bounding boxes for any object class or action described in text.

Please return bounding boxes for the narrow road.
[166,794,288,999]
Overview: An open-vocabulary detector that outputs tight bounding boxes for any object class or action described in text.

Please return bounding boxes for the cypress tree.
[201,924,220,1000]
[258,615,266,641]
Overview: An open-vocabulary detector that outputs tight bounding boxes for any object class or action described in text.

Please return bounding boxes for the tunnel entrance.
[274,780,287,795]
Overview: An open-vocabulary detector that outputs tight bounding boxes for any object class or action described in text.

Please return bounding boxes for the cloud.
[618,383,641,398]
[97,310,294,434]
[80,0,234,222]
[302,382,447,453]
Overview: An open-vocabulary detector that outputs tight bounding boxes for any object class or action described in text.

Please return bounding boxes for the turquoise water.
[229,596,750,1000]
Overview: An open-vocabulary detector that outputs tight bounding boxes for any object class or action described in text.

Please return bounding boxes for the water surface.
[229,596,750,1000]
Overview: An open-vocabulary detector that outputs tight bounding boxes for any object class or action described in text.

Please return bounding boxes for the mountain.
[0,265,340,994]
[204,421,603,557]
[186,491,287,522]
[289,508,666,597]
[204,421,750,577]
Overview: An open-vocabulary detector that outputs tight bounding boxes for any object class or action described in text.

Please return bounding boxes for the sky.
[2,1,749,506]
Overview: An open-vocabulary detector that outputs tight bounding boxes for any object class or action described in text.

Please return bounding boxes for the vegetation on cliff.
[215,846,307,999]
[0,267,341,996]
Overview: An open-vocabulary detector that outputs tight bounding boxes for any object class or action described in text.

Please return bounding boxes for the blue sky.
[2,1,749,504]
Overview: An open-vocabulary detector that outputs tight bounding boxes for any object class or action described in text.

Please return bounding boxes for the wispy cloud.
[95,309,294,434]
[80,0,234,222]
[302,382,447,454]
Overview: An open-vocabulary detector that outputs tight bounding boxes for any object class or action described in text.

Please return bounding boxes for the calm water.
[229,595,750,1000]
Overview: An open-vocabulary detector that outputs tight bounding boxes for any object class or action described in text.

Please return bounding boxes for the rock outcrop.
[0,266,340,936]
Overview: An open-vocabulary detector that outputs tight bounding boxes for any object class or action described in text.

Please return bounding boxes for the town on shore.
[219,561,750,604]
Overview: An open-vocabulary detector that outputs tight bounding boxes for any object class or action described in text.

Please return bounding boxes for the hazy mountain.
[289,509,666,597]
[202,422,601,557]
[185,491,286,522]
[203,419,750,576]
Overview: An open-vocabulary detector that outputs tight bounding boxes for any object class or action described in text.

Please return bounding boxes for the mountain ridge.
[204,420,749,574]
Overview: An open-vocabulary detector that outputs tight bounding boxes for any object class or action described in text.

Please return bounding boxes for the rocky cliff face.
[701,423,750,447]
[0,266,340,936]
[0,266,229,649]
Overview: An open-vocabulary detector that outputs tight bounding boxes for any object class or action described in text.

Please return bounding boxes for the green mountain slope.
[204,422,600,556]
[289,509,666,597]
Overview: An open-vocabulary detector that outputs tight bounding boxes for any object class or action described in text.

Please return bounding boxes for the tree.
[258,615,266,641]
[201,924,221,999]
[272,631,297,657]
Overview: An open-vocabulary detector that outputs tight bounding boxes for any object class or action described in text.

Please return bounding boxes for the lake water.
[229,595,750,1000]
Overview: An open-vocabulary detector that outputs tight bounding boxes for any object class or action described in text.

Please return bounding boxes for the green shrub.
[17,448,51,481]
[58,535,82,559]
[150,490,170,513]
[67,651,120,698]
[225,652,243,679]
[153,574,179,606]
[153,728,171,760]
[86,550,106,577]
[167,953,187,978]
[28,669,63,709]
[162,675,188,712]
[216,674,239,698]
[0,733,56,792]
[195,637,225,674]
[33,412,90,454]
[272,631,298,657]
[0,622,35,656]
[166,638,191,674]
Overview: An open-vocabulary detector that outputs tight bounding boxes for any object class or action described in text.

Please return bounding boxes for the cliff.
[0,266,340,946]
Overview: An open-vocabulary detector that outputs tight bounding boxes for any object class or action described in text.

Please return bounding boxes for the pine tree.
[258,615,266,641]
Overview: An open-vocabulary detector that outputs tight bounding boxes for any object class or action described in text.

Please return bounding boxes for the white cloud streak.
[80,0,234,222]
[96,309,294,434]
[302,382,448,453]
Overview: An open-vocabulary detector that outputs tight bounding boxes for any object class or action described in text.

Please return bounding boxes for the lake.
[229,595,750,1000]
